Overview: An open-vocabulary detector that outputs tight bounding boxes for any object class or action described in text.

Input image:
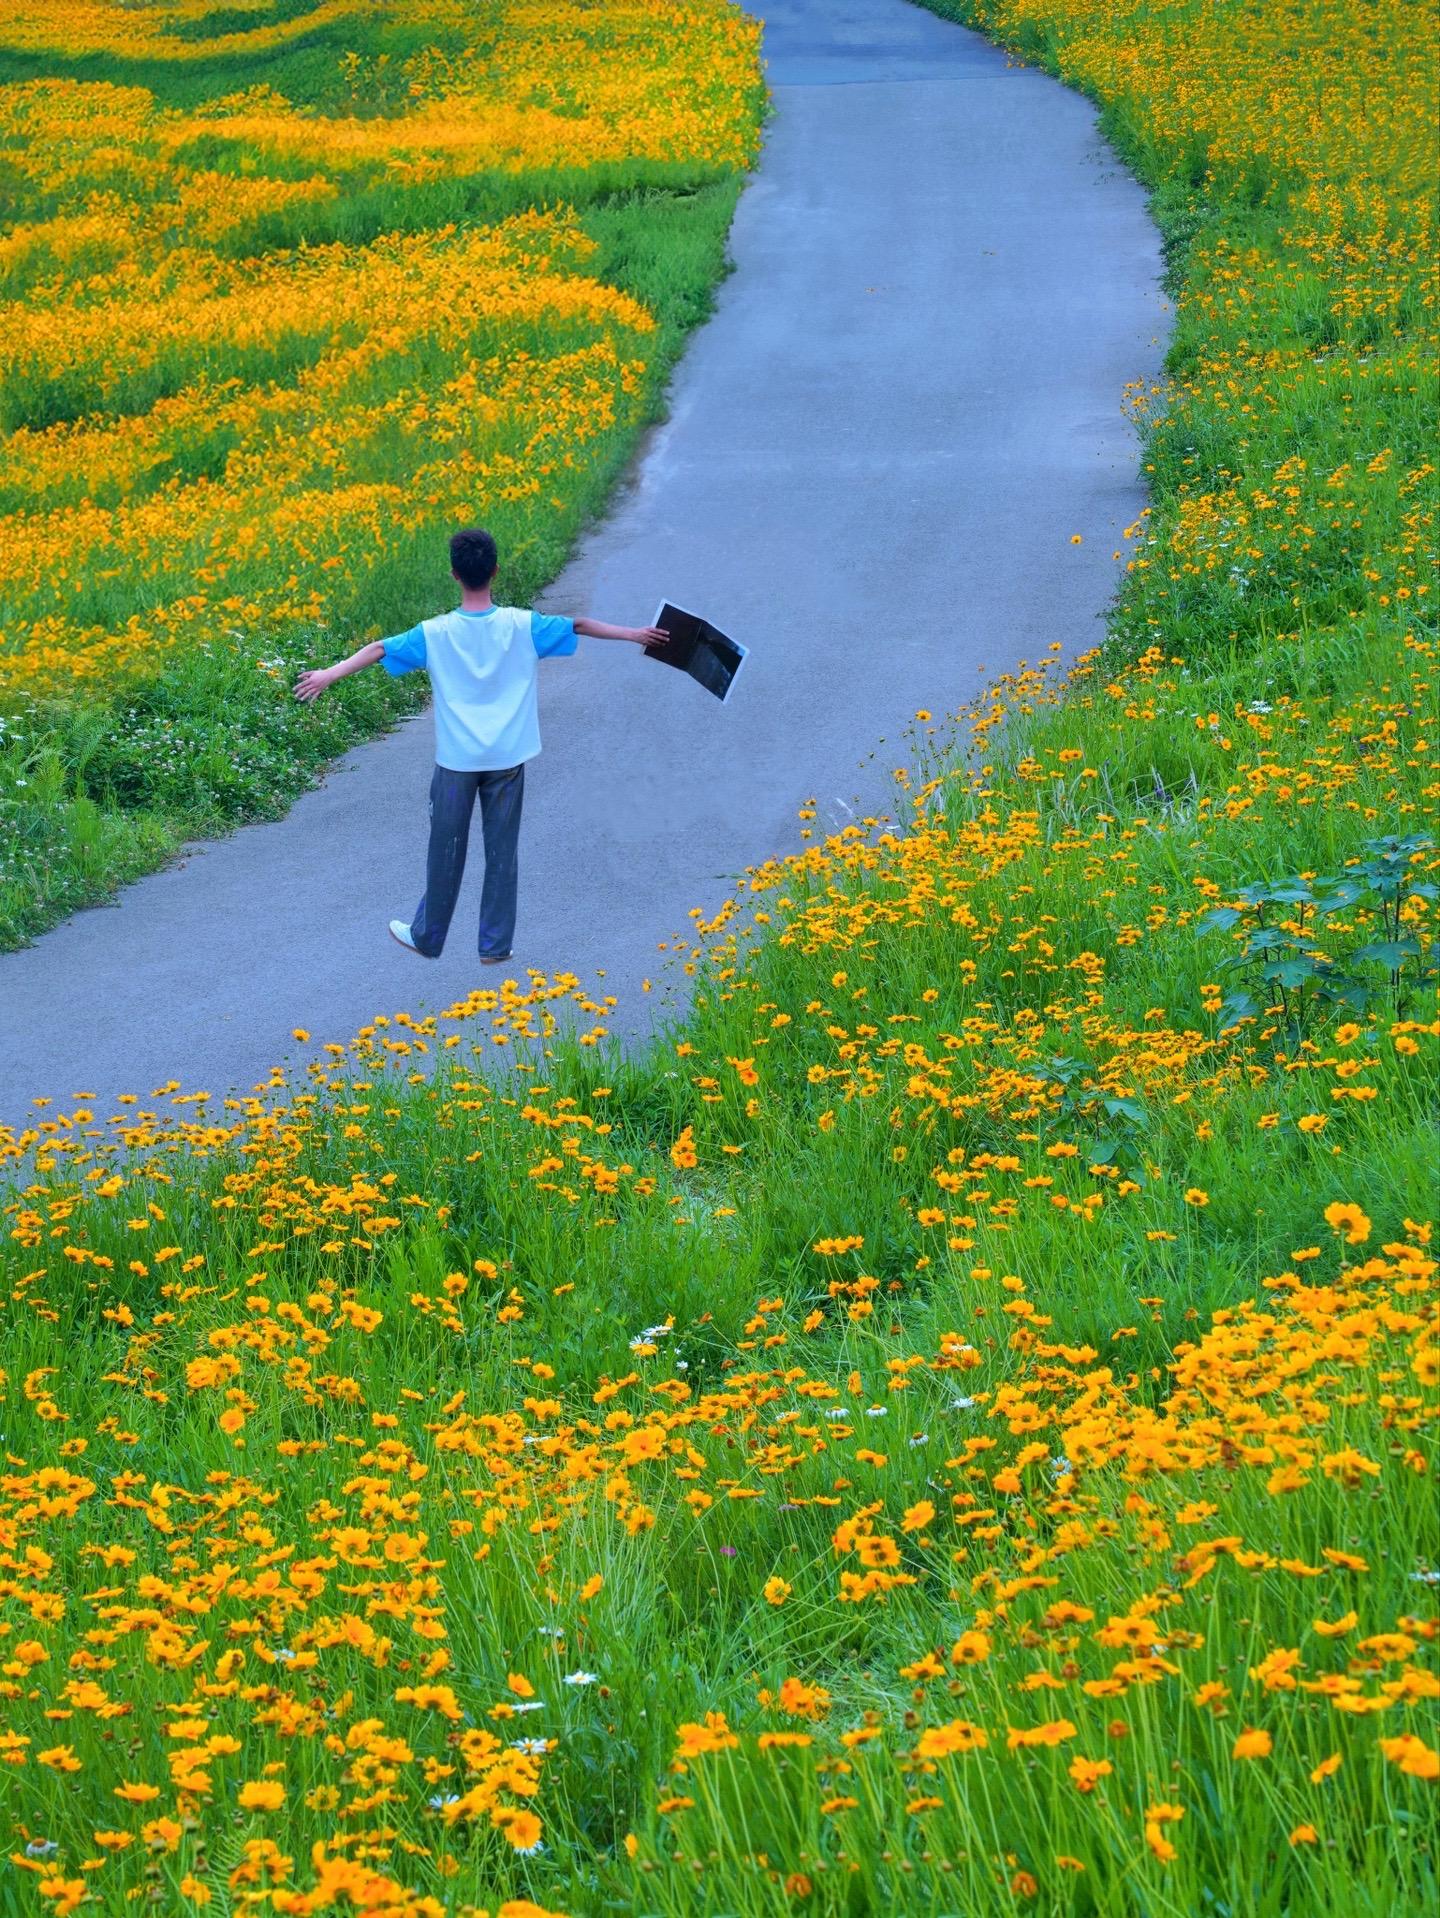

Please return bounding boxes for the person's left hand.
[634,626,670,647]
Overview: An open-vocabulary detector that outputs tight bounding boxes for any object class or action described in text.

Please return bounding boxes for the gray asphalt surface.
[0,0,1165,1133]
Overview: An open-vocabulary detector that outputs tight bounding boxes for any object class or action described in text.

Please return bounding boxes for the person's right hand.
[293,668,332,703]
[633,626,670,647]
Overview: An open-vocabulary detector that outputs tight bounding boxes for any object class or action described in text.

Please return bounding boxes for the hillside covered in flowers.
[2,0,1438,1914]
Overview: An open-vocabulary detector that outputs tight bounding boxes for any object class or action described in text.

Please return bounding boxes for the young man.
[294,526,667,964]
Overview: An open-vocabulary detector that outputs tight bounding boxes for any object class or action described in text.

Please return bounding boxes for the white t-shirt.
[381,606,578,771]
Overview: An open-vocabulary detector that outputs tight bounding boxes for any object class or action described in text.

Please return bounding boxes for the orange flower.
[1232,1728,1272,1760]
[914,1719,989,1758]
[1068,1755,1113,1793]
[1145,1822,1178,1863]
[1313,1611,1358,1638]
[673,1714,739,1759]
[950,1629,991,1665]
[1007,1719,1078,1750]
[1323,1201,1371,1244]
[498,1808,543,1851]
[1379,1734,1440,1780]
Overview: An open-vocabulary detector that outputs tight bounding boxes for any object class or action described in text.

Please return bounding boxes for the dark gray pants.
[410,763,524,960]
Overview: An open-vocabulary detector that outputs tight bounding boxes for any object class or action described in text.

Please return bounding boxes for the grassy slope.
[0,2,1437,1915]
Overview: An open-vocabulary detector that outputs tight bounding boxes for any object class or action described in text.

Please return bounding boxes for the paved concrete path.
[0,0,1164,1132]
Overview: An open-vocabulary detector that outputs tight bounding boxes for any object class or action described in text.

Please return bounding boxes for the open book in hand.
[644,602,747,703]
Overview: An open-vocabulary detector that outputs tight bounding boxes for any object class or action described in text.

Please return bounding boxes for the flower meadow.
[2,0,1439,1915]
[0,0,763,946]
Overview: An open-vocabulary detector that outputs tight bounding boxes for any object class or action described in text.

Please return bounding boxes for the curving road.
[0,0,1164,1132]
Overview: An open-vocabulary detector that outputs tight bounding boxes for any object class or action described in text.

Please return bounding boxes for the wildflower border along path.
[0,0,1163,1130]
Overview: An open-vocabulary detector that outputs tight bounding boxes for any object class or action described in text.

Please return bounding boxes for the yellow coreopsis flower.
[237,1780,285,1811]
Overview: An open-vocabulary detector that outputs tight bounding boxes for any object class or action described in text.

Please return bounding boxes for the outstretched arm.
[294,640,385,703]
[574,616,669,647]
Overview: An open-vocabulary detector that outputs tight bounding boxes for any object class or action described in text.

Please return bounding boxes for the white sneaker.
[389,920,432,957]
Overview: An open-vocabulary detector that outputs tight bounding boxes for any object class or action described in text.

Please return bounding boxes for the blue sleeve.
[531,612,578,659]
[381,624,427,676]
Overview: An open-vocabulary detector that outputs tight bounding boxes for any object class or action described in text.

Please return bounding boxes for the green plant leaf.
[1195,906,1242,934]
[1351,938,1420,970]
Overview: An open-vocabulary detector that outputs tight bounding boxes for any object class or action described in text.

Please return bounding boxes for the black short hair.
[449,526,498,591]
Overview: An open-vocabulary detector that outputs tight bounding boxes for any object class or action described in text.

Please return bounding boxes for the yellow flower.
[498,1808,544,1851]
[1323,1201,1371,1244]
[1141,1817,1177,1861]
[763,1576,792,1606]
[237,1780,285,1811]
[1232,1728,1272,1760]
[1007,1718,1078,1750]
[1379,1734,1439,1780]
[673,1713,739,1758]
[914,1719,988,1758]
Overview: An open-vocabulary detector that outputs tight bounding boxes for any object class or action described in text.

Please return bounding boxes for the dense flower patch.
[1,0,1437,1912]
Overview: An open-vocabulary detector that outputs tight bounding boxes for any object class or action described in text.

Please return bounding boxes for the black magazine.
[644,602,747,703]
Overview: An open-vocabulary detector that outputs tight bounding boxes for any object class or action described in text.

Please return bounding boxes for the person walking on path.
[294,526,668,964]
